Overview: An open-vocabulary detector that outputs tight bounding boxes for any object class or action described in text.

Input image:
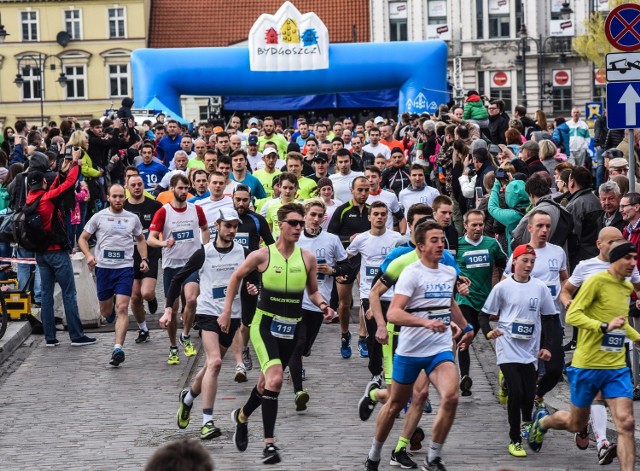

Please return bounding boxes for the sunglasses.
[282,220,304,227]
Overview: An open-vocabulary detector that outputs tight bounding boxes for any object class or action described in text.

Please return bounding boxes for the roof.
[149,0,370,48]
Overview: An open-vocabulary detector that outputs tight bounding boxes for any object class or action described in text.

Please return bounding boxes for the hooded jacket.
[9,152,55,210]
[488,179,529,254]
[463,95,489,121]
[566,187,602,269]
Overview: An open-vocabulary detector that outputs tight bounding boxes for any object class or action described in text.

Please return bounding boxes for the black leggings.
[536,316,564,398]
[500,362,537,443]
[362,299,390,377]
[457,304,480,377]
[288,309,324,393]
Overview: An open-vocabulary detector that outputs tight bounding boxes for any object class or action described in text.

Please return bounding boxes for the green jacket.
[487,180,529,254]
[81,151,101,179]
[463,96,489,120]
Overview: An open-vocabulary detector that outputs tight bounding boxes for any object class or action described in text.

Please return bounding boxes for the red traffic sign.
[605,3,640,52]
[554,70,570,86]
[492,71,508,86]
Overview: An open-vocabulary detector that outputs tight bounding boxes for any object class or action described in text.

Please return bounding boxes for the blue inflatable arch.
[131,41,448,120]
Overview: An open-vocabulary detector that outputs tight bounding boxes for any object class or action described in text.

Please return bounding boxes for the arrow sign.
[607,82,640,129]
[619,84,640,126]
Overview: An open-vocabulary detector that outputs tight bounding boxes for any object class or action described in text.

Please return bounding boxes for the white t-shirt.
[398,186,440,218]
[363,143,391,160]
[195,196,233,235]
[569,256,640,286]
[367,190,403,230]
[159,169,188,190]
[197,242,245,318]
[482,275,558,365]
[393,261,457,357]
[297,230,347,312]
[320,199,343,231]
[84,208,143,269]
[247,152,263,173]
[329,171,364,204]
[504,243,566,301]
[224,180,239,197]
[347,230,402,300]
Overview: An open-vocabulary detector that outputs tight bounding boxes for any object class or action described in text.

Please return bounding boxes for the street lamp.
[14,54,67,127]
[0,13,9,43]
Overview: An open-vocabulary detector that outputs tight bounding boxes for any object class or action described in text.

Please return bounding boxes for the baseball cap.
[313,153,329,163]
[28,170,45,190]
[216,207,241,223]
[609,157,629,169]
[263,147,278,157]
[374,116,385,125]
[512,244,536,260]
[248,117,259,126]
[248,128,260,134]
[248,135,259,146]
[213,126,223,133]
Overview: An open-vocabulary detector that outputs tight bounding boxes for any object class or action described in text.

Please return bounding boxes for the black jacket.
[488,114,509,145]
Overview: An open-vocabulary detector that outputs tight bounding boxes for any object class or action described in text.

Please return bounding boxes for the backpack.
[545,199,575,247]
[13,194,50,252]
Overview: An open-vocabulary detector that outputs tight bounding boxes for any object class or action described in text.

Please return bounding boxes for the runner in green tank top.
[218,202,335,465]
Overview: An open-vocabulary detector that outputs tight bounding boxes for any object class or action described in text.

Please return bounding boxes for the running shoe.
[358,380,379,421]
[422,456,447,471]
[534,399,549,414]
[371,374,383,388]
[110,348,125,367]
[460,375,473,396]
[563,340,576,352]
[201,420,221,440]
[341,332,352,359]
[231,408,248,452]
[168,347,180,365]
[633,385,640,401]
[262,443,281,464]
[46,339,60,347]
[176,388,192,429]
[295,390,309,412]
[242,346,253,371]
[574,425,589,450]
[180,335,197,357]
[498,370,508,404]
[235,364,248,383]
[135,329,150,344]
[520,422,532,439]
[598,442,617,465]
[148,297,158,314]
[508,441,527,457]
[390,447,417,468]
[409,427,425,451]
[423,401,433,414]
[358,337,369,358]
[364,458,380,471]
[527,408,549,452]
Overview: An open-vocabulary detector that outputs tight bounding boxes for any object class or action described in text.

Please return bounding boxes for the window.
[108,7,126,38]
[65,10,82,40]
[109,64,129,97]
[489,88,512,114]
[552,87,572,113]
[21,66,42,101]
[389,1,408,42]
[21,11,38,42]
[489,15,510,38]
[65,66,86,99]
[199,106,209,121]
[427,0,447,25]
[476,0,484,39]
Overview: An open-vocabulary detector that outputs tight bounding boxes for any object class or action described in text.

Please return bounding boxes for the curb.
[0,321,32,364]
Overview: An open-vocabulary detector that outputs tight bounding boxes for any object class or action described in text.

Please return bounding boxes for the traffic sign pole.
[630,128,636,193]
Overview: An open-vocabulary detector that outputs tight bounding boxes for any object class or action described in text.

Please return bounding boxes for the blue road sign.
[607,82,640,130]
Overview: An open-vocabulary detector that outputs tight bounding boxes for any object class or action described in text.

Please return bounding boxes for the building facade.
[371,0,608,117]
[0,0,149,128]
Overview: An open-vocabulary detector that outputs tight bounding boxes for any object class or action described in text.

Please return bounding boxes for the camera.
[495,168,507,179]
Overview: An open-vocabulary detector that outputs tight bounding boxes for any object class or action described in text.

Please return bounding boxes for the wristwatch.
[600,322,609,334]
[142,257,149,262]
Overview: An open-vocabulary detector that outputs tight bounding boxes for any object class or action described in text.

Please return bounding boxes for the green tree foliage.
[573,0,638,67]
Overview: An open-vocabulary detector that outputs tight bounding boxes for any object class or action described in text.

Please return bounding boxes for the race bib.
[103,248,125,262]
[142,229,150,240]
[601,329,626,352]
[212,286,227,299]
[511,318,535,340]
[428,311,451,327]
[172,229,194,243]
[270,316,297,339]
[234,232,250,249]
[365,266,379,279]
[464,249,490,268]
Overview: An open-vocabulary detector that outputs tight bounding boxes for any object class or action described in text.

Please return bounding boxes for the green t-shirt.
[455,235,506,311]
[258,134,289,159]
[186,158,205,170]
[297,176,317,200]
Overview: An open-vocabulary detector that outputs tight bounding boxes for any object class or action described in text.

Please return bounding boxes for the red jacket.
[26,164,80,251]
